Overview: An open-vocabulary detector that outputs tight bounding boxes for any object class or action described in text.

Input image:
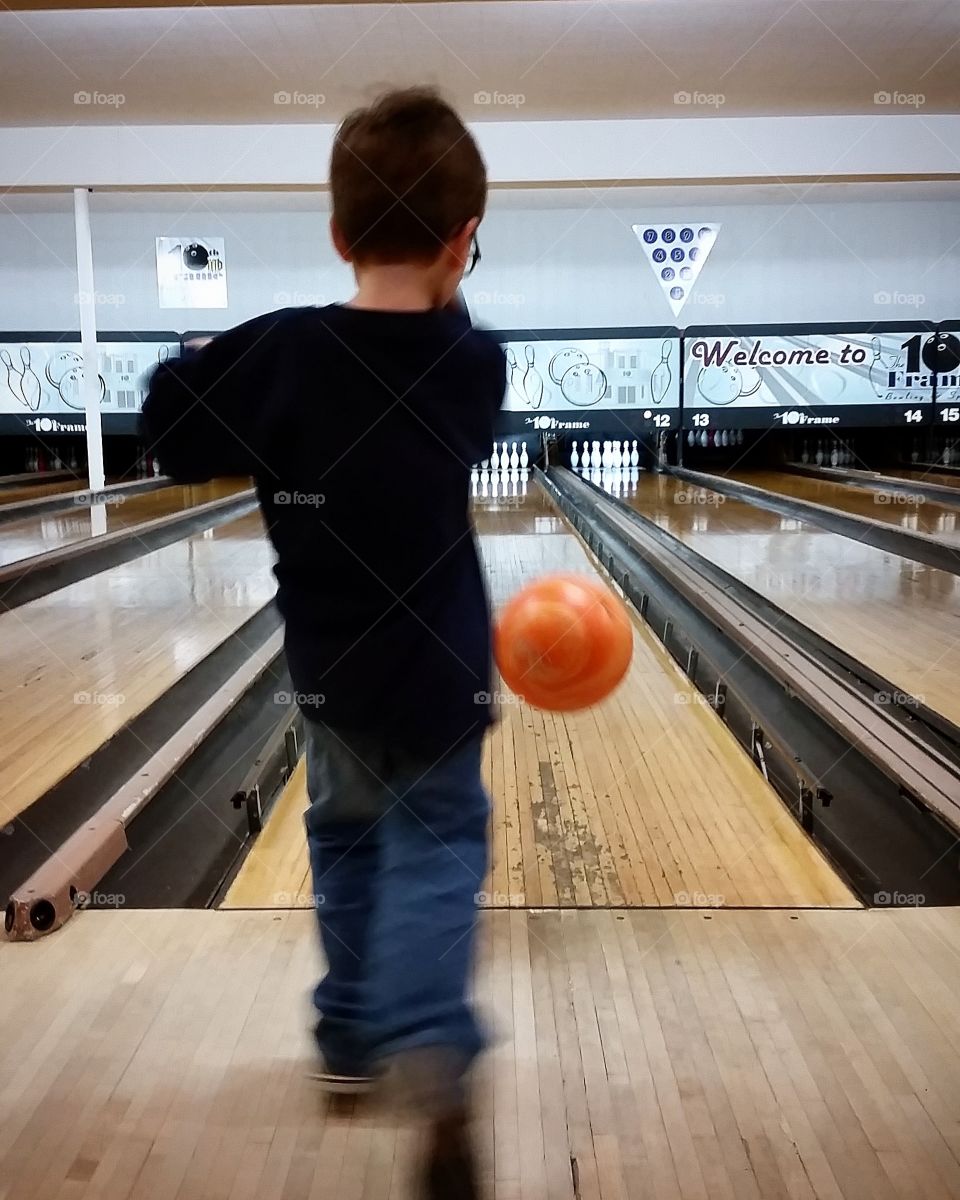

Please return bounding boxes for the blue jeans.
[304,721,490,1079]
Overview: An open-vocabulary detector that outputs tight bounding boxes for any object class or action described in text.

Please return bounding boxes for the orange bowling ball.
[494,573,633,712]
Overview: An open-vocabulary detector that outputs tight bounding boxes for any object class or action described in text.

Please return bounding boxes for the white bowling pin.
[687,430,695,447]
[801,440,809,464]
[612,441,622,468]
[491,443,500,470]
[509,441,519,469]
[830,445,839,467]
[630,440,639,467]
[570,441,579,469]
[591,441,602,468]
[815,441,824,466]
[519,442,529,469]
[601,441,610,468]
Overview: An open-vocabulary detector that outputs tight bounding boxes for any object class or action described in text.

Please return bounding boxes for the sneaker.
[423,1109,481,1200]
[308,1059,378,1095]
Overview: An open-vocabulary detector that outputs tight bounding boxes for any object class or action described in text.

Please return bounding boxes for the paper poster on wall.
[156,237,227,308]
[633,223,720,318]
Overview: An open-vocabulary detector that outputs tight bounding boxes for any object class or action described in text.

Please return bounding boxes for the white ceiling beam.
[0,115,957,191]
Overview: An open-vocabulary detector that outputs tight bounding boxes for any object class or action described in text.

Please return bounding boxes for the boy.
[142,88,505,1200]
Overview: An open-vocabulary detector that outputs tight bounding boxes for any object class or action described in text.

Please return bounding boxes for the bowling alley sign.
[682,326,944,429]
[494,330,681,435]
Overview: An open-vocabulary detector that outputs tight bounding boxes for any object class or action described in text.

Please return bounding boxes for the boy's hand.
[185,336,214,351]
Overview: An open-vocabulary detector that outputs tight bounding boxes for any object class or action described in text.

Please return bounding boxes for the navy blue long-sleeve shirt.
[142,304,506,759]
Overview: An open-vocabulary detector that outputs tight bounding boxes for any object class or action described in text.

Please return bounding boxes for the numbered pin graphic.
[633,222,720,318]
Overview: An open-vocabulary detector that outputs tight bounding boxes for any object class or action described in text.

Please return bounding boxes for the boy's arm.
[141,309,291,482]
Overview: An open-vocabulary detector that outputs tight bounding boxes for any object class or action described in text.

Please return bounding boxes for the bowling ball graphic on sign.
[923,333,960,375]
[549,347,589,384]
[560,363,607,407]
[697,363,747,406]
[183,242,210,270]
[58,365,107,411]
[46,349,83,389]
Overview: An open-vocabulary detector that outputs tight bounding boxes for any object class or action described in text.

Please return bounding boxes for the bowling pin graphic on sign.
[522,345,545,409]
[504,348,525,405]
[1,347,42,411]
[650,339,672,405]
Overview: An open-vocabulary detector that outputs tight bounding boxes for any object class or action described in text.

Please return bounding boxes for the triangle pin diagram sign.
[632,223,720,319]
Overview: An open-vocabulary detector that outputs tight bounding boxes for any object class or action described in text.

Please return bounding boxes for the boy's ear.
[449,216,480,268]
[330,217,353,263]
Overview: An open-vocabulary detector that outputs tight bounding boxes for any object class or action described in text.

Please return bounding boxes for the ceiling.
[0,1,958,126]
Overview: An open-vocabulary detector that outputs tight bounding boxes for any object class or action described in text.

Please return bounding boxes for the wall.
[0,191,956,334]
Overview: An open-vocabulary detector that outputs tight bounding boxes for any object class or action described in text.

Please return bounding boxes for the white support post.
[73,187,105,493]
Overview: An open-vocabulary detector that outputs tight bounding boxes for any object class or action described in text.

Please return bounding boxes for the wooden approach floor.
[4,905,960,1200]
[225,489,853,911]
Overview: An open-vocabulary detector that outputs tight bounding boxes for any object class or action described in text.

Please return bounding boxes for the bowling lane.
[0,478,251,568]
[878,466,960,491]
[718,469,960,546]
[627,473,960,728]
[0,477,88,507]
[224,478,855,910]
[0,511,276,828]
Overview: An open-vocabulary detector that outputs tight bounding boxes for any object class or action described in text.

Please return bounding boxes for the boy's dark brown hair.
[330,88,487,265]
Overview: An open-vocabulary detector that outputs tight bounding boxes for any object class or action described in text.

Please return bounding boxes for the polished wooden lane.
[629,472,960,729]
[0,479,250,568]
[3,905,960,1199]
[225,483,853,911]
[0,512,276,829]
[0,477,88,507]
[884,465,960,489]
[722,469,960,545]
